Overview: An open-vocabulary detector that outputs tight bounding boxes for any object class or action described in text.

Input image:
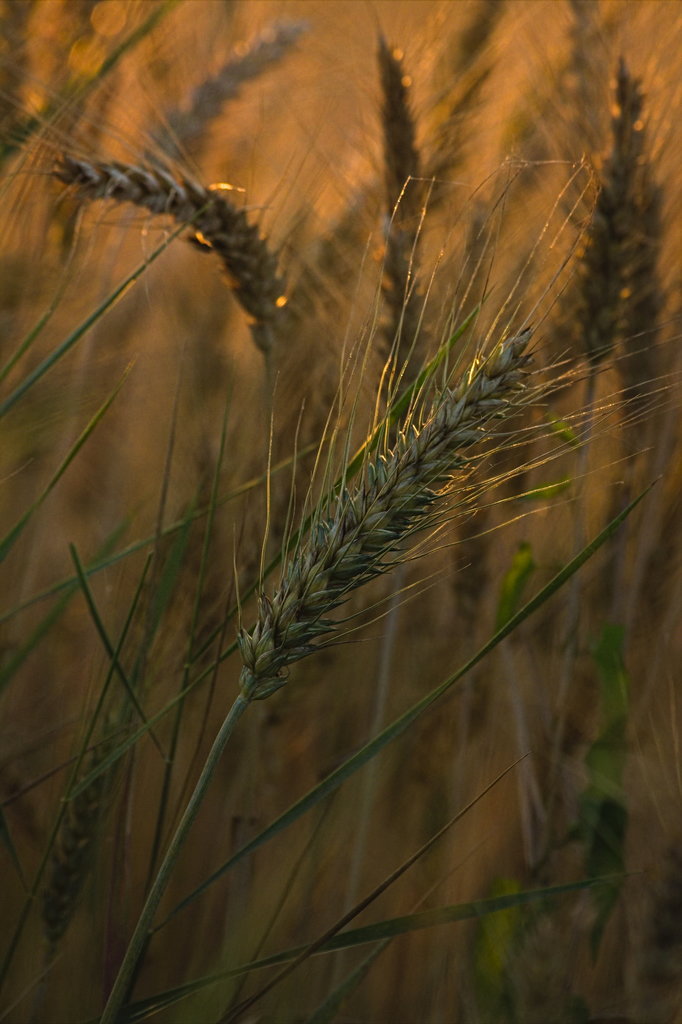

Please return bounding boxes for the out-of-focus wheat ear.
[160,20,309,159]
[614,62,664,406]
[377,36,424,378]
[630,843,682,1023]
[424,0,502,190]
[238,328,534,702]
[566,0,607,151]
[42,739,114,948]
[55,155,287,357]
[572,58,655,368]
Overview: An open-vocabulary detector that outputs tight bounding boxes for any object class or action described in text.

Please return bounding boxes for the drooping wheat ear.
[160,20,309,158]
[631,843,682,1023]
[573,59,659,367]
[378,36,423,375]
[42,738,114,947]
[238,327,533,702]
[55,155,286,355]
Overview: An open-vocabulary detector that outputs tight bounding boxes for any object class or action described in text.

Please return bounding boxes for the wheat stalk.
[55,154,286,355]
[238,327,533,702]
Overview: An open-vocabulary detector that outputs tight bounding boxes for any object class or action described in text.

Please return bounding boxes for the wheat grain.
[55,154,286,355]
[238,327,533,701]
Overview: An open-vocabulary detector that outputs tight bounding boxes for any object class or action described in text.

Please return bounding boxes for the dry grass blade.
[238,328,533,701]
[55,154,286,355]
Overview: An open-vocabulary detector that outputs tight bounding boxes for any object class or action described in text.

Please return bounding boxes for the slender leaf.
[0,366,132,561]
[515,476,572,502]
[0,221,188,420]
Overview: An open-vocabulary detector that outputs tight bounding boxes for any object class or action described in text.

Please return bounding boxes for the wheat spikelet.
[573,59,658,367]
[161,20,309,158]
[238,327,533,702]
[55,155,286,355]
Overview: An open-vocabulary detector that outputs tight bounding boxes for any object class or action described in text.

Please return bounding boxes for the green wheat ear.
[238,328,533,701]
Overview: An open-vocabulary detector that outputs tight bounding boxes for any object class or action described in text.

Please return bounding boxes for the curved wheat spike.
[55,154,287,356]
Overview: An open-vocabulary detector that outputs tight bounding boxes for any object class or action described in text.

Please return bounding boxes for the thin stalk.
[331,572,404,988]
[99,695,249,1024]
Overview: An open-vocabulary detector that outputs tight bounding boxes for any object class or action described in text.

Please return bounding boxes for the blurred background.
[1,2,680,1021]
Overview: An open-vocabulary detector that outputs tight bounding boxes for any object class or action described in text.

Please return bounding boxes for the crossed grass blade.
[119,880,613,1024]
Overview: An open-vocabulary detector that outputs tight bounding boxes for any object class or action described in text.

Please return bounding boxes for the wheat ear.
[238,327,533,702]
[55,155,286,355]
[378,36,423,374]
[573,59,659,367]
[42,739,114,947]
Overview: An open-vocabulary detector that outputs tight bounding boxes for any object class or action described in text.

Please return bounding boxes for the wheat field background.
[0,1,681,1022]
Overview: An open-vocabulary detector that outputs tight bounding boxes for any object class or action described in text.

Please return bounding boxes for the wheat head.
[55,154,286,355]
[238,327,533,702]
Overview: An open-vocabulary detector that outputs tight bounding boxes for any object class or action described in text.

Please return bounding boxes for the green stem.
[100,695,250,1024]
